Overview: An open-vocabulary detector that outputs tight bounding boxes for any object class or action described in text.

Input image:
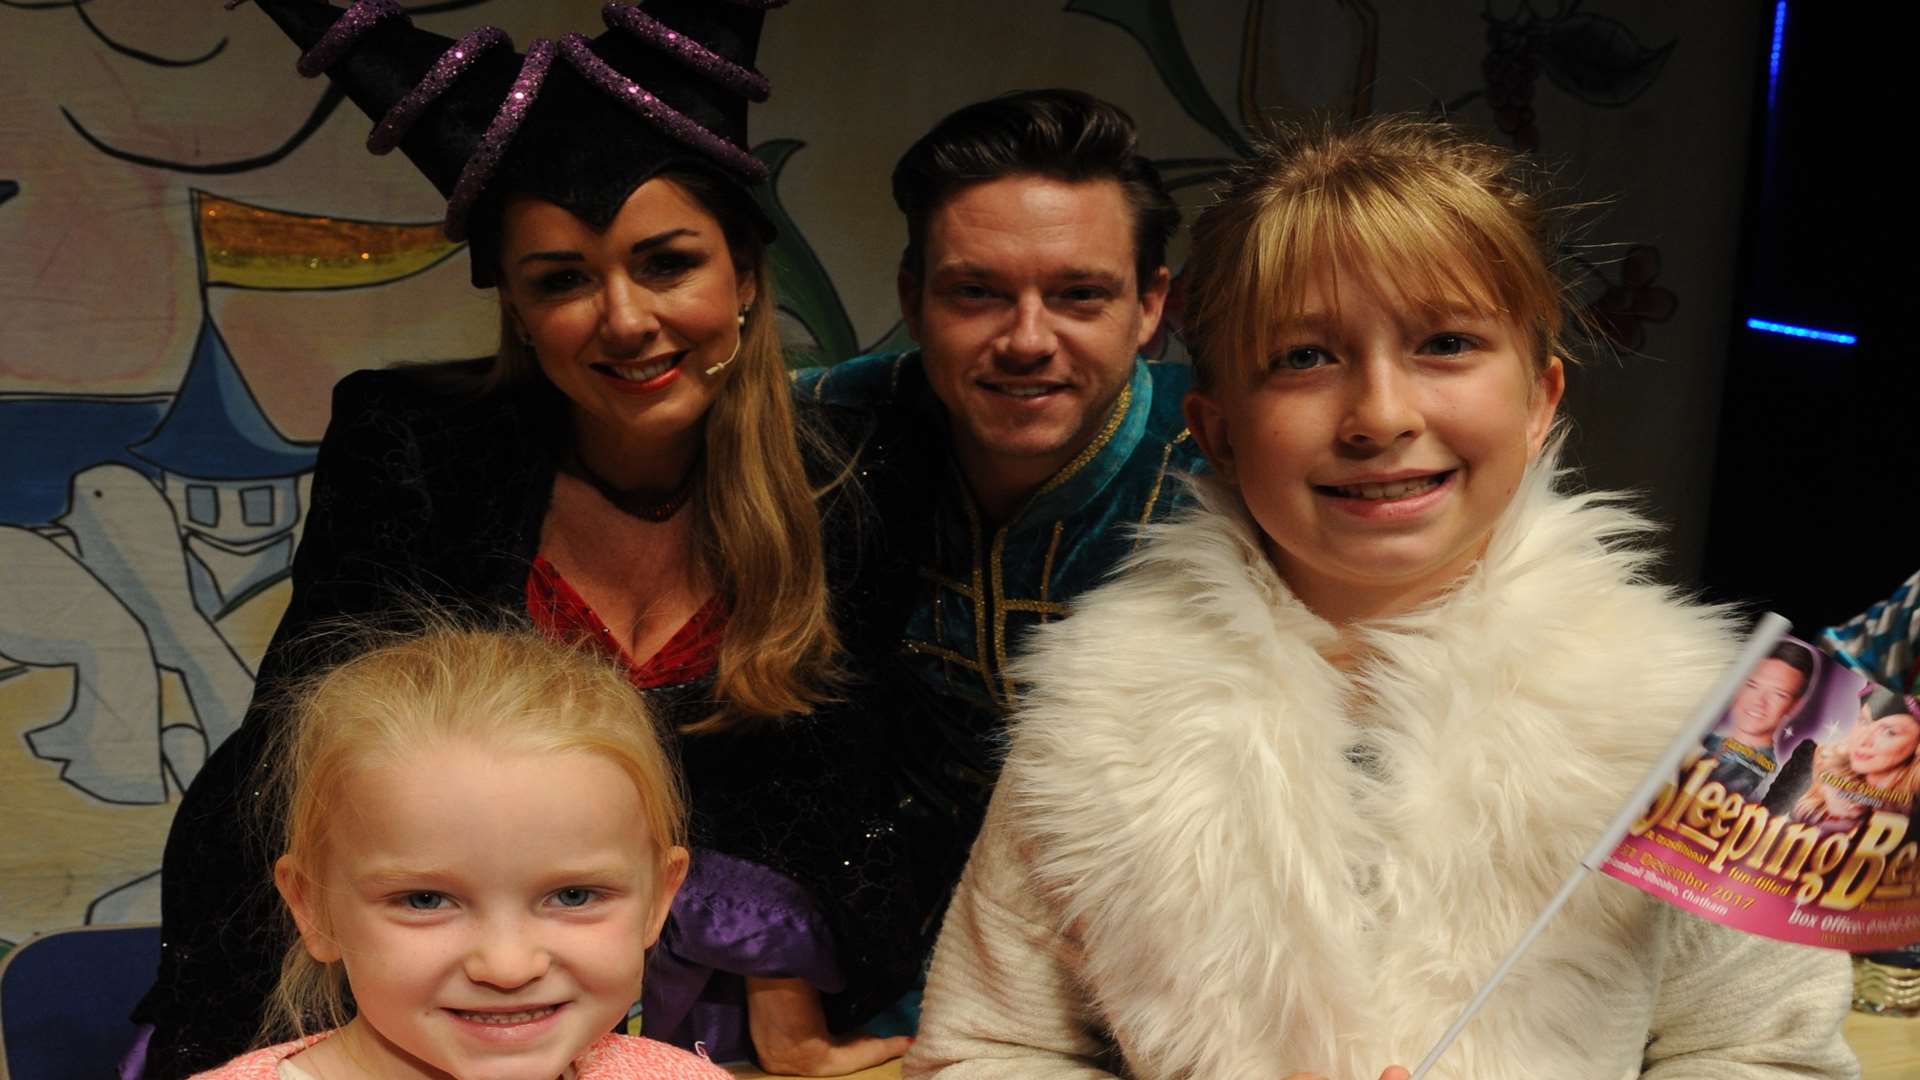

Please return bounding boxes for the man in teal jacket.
[797,89,1206,725]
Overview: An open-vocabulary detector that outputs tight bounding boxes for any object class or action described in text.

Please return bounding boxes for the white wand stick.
[1406,612,1791,1080]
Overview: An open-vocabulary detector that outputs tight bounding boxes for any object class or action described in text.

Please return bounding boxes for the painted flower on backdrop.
[1581,245,1677,354]
[1470,0,1676,153]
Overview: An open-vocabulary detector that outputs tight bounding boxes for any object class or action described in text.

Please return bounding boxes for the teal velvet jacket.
[795,350,1208,715]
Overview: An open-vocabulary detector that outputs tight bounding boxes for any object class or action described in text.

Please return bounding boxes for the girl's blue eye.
[1276,347,1329,371]
[553,887,596,908]
[404,892,447,911]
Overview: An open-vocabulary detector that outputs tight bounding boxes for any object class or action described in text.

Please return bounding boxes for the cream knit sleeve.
[1642,909,1859,1078]
[904,790,1119,1080]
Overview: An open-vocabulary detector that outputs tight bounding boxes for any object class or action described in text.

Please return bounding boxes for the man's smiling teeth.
[991,384,1059,398]
[604,355,678,382]
[452,1006,557,1025]
[1331,475,1445,500]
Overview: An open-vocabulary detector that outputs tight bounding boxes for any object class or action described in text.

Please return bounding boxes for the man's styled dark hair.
[891,88,1179,291]
[1771,641,1817,697]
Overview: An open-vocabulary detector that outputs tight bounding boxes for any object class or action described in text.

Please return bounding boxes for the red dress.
[525,555,726,688]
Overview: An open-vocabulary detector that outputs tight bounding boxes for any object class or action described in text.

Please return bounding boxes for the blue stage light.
[1746,318,1857,346]
[1768,2,1787,111]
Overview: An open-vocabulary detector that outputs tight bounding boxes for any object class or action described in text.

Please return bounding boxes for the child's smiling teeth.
[452,1005,558,1024]
[1327,474,1447,500]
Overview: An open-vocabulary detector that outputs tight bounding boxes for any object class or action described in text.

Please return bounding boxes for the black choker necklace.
[569,455,695,523]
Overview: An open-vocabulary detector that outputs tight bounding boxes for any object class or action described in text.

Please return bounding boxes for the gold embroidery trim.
[917,566,979,598]
[1133,429,1190,551]
[905,639,985,672]
[1001,598,1071,615]
[1039,521,1064,603]
[990,526,1013,705]
[1028,381,1133,503]
[960,489,998,706]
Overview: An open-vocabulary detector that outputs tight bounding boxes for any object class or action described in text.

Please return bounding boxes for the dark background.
[1702,2,1917,629]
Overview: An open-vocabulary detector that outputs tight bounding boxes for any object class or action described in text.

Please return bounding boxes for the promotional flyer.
[1605,636,1920,949]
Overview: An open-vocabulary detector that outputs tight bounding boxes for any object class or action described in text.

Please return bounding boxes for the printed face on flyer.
[1723,653,1812,746]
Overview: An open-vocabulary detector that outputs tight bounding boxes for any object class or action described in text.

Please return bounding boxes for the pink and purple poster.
[1605,636,1920,949]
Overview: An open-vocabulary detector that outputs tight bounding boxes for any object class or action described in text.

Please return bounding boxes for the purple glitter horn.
[601,3,770,102]
[295,0,408,78]
[369,26,513,154]
[444,37,557,241]
[557,33,768,183]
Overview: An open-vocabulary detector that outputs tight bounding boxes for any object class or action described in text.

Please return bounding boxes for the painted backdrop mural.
[1,0,1761,955]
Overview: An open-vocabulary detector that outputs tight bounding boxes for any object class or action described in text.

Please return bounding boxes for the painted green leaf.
[1539,13,1675,107]
[751,139,861,367]
[1065,0,1251,156]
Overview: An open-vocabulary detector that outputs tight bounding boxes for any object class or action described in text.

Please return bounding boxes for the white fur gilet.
[1000,462,1744,1080]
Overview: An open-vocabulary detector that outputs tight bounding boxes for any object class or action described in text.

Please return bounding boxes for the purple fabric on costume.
[641,847,843,1063]
[119,1023,153,1080]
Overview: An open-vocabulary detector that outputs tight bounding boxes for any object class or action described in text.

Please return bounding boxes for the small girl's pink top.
[187,1031,733,1079]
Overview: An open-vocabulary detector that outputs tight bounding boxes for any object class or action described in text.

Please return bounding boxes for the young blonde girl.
[191,625,728,1080]
[906,118,1856,1080]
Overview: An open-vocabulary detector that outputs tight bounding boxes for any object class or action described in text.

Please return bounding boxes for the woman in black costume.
[134,3,946,1076]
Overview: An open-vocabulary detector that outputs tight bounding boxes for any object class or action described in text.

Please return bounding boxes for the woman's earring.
[707,306,750,376]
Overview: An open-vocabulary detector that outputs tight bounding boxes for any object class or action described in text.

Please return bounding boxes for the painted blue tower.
[130,314,317,617]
